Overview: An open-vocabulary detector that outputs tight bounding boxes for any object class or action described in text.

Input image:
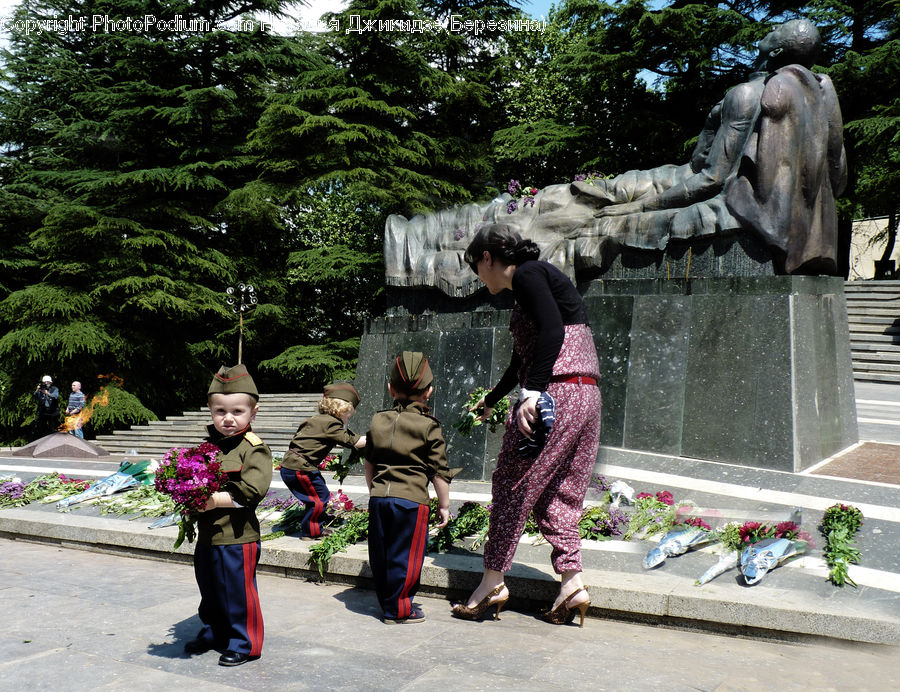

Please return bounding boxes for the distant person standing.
[65,381,87,439]
[32,375,60,439]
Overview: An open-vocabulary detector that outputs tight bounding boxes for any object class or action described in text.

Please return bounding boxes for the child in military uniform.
[364,352,452,623]
[280,381,367,539]
[184,364,272,667]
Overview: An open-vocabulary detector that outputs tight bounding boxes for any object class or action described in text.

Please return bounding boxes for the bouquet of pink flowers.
[154,442,227,548]
[318,450,361,484]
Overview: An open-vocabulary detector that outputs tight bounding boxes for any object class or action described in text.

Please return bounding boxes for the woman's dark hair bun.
[513,238,540,263]
[464,223,540,273]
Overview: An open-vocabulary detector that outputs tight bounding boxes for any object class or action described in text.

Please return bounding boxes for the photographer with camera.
[33,375,60,439]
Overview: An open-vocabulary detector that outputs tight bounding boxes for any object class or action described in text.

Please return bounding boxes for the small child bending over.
[280,382,366,539]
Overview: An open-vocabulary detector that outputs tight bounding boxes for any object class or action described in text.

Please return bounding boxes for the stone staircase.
[845,280,900,383]
[92,393,320,458]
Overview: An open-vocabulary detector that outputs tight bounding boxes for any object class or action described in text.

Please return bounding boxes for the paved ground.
[855,381,900,445]
[1,381,898,689]
[2,538,898,692]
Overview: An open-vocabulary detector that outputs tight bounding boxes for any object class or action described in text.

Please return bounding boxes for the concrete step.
[850,333,900,344]
[92,392,324,456]
[851,344,900,356]
[853,361,900,374]
[844,279,900,291]
[845,308,900,318]
[847,316,900,327]
[847,323,900,335]
[853,354,900,365]
[855,372,900,383]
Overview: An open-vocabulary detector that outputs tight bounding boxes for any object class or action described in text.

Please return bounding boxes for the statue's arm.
[596,81,760,216]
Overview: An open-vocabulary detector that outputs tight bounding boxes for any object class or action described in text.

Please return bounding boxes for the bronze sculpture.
[384,20,847,296]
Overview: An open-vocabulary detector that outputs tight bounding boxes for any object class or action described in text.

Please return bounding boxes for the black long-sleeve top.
[484,261,588,407]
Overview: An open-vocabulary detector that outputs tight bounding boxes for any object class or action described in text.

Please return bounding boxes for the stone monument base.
[353,276,858,479]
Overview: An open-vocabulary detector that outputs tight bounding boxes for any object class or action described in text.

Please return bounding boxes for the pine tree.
[0,0,311,441]
[250,0,513,216]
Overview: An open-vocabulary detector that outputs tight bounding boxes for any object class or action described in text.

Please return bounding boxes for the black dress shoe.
[218,650,252,666]
[183,639,213,655]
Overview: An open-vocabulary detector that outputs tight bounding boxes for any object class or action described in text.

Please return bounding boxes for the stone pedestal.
[353,276,858,478]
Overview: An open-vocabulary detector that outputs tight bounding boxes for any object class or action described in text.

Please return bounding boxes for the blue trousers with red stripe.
[193,541,264,656]
[280,467,332,538]
[367,496,430,619]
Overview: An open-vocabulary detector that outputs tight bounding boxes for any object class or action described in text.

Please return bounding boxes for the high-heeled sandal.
[541,586,591,627]
[451,583,509,621]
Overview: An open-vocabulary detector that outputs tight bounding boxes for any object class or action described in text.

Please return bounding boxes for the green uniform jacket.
[280,413,361,473]
[197,425,272,545]
[365,400,452,506]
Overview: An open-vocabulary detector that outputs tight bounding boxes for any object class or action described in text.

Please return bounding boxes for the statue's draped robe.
[727,66,847,274]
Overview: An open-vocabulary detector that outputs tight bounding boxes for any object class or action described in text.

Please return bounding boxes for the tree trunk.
[874,212,898,279]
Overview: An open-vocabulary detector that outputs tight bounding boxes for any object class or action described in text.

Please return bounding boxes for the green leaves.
[428,500,491,553]
[259,340,362,384]
[307,509,371,579]
[821,503,864,587]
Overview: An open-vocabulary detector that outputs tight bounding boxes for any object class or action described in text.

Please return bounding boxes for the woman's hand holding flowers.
[469,396,492,422]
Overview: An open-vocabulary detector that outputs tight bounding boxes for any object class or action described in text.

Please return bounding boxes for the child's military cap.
[390,351,433,392]
[324,381,361,408]
[208,364,259,400]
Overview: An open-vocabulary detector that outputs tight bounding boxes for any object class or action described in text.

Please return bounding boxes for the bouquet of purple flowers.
[154,442,227,548]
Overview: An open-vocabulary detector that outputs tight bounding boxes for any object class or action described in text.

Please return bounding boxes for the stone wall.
[352,276,858,478]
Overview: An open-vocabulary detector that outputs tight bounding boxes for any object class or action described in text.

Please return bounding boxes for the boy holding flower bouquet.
[280,381,367,539]
[185,364,272,667]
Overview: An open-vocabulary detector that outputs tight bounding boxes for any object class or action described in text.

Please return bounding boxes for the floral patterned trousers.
[484,381,602,575]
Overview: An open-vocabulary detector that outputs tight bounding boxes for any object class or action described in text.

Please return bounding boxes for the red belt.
[551,375,598,386]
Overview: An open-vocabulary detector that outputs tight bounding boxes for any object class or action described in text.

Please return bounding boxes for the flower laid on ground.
[587,473,611,496]
[505,179,539,214]
[429,500,490,553]
[1,473,90,508]
[608,479,635,507]
[259,491,298,513]
[740,536,808,585]
[821,503,864,587]
[95,485,176,519]
[697,510,811,586]
[154,442,227,549]
[308,509,370,579]
[642,503,724,568]
[637,490,674,506]
[0,478,25,507]
[57,458,159,509]
[717,516,811,553]
[624,490,680,539]
[328,489,354,516]
[672,503,724,532]
[452,387,511,436]
[578,505,628,540]
[644,526,717,569]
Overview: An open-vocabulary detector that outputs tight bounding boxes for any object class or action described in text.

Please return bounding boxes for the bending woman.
[451,224,602,626]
